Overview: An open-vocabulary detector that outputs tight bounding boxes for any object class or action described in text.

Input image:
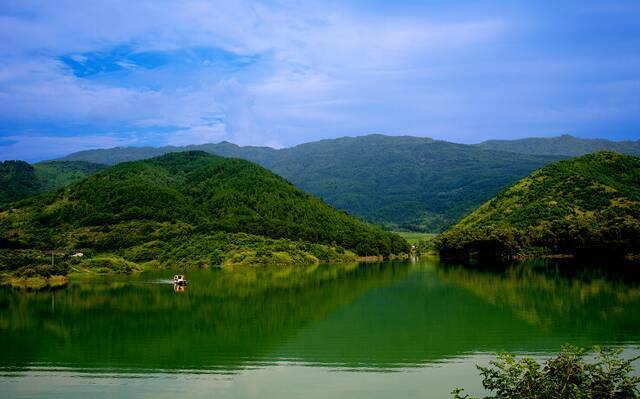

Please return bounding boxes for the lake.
[1,257,639,398]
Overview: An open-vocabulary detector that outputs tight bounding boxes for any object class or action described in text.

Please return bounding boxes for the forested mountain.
[0,152,408,276]
[58,135,561,231]
[436,151,640,259]
[477,134,640,157]
[59,142,279,165]
[0,160,106,207]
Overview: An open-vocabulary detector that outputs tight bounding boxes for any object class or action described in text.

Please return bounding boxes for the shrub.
[83,256,141,274]
[452,346,640,399]
[15,263,69,277]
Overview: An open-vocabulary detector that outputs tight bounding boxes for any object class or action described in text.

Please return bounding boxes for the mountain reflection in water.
[1,258,639,398]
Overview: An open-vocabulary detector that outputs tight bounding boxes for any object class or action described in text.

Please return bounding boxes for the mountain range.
[56,135,570,231]
[2,134,638,232]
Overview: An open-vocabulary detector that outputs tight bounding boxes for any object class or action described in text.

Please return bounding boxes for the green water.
[1,258,640,398]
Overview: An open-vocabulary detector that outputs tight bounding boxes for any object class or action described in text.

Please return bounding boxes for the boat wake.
[149,279,176,285]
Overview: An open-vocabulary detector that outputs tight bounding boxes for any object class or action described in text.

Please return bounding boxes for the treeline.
[437,215,640,259]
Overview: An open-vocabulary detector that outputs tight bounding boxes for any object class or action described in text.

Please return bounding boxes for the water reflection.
[437,259,640,339]
[0,262,410,373]
[0,258,639,376]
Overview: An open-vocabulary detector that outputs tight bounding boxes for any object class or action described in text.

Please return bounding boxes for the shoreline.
[1,252,412,290]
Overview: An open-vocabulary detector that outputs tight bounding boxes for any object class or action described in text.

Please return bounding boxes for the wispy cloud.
[0,0,638,160]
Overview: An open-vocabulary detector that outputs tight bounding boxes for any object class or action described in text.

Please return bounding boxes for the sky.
[0,0,639,161]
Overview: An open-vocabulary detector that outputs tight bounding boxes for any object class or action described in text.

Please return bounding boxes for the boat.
[173,275,188,286]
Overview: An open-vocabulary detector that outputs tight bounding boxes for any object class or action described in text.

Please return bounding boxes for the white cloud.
[0,0,508,129]
[4,0,636,155]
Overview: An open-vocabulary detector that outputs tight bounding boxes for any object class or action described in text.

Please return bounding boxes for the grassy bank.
[395,231,438,255]
[1,274,68,290]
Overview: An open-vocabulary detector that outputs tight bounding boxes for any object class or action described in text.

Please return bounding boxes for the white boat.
[173,275,188,286]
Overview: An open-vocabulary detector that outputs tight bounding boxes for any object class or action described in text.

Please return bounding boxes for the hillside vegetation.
[0,160,105,207]
[436,151,640,259]
[58,135,561,231]
[477,134,640,157]
[0,152,408,281]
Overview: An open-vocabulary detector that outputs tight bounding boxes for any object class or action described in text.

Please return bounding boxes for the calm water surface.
[1,258,639,398]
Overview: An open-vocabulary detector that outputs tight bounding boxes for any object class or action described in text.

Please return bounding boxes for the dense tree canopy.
[58,135,561,231]
[0,152,408,274]
[0,160,105,208]
[436,151,640,259]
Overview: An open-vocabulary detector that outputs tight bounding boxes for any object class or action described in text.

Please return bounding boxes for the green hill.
[477,134,640,157]
[57,135,561,232]
[0,152,408,279]
[0,160,106,207]
[436,151,640,259]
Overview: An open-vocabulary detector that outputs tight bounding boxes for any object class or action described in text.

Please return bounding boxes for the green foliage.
[34,161,107,191]
[15,263,69,278]
[128,231,357,268]
[0,161,39,206]
[0,249,49,272]
[0,160,106,208]
[452,346,640,399]
[209,248,222,266]
[82,255,142,274]
[0,152,405,274]
[396,231,437,253]
[58,135,561,232]
[437,152,640,259]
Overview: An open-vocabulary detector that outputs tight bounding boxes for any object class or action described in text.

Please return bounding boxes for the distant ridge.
[56,134,561,231]
[58,134,640,166]
[58,141,278,166]
[476,134,640,157]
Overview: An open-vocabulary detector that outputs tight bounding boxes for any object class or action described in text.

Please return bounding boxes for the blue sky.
[0,0,639,161]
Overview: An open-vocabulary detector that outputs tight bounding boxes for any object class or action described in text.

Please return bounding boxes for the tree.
[452,346,640,399]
